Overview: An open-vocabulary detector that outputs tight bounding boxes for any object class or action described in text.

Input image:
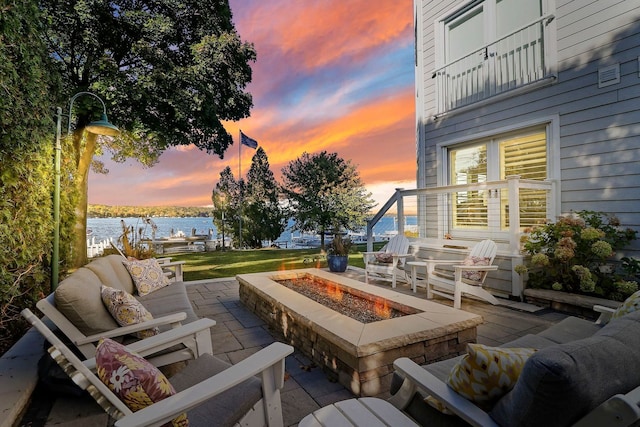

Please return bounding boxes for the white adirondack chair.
[425,239,499,309]
[22,309,294,427]
[362,234,411,288]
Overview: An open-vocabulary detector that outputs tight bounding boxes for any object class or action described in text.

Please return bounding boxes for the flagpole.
[238,130,242,249]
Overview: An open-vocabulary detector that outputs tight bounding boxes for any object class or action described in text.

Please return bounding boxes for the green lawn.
[169,242,386,281]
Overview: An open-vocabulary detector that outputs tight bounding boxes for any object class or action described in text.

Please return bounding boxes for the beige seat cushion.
[136,281,199,330]
[85,254,135,294]
[54,267,119,336]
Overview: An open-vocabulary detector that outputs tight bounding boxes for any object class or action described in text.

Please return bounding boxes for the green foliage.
[621,257,640,279]
[327,235,353,256]
[243,148,287,247]
[280,151,376,249]
[521,211,638,301]
[88,205,211,218]
[39,0,256,266]
[40,0,255,155]
[212,166,242,248]
[0,2,64,354]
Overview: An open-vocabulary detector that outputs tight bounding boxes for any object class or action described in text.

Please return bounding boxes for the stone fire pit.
[237,269,482,397]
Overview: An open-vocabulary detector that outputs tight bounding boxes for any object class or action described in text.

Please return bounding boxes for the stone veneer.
[237,269,483,397]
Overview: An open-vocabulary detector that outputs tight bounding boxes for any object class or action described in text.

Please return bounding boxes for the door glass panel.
[451,144,488,228]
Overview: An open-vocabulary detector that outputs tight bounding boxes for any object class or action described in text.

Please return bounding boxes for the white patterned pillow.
[461,256,491,282]
[100,286,159,339]
[123,258,170,296]
[375,253,395,263]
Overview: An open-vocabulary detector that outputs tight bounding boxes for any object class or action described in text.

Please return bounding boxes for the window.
[499,131,547,229]
[448,127,547,232]
[434,0,551,112]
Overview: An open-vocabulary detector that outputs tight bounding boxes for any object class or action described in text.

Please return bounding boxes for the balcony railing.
[433,14,554,114]
[366,176,556,255]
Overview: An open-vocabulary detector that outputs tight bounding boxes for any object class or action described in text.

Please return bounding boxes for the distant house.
[378,0,640,300]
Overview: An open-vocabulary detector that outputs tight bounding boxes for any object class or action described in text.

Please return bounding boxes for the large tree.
[281,151,376,249]
[244,147,287,248]
[40,0,256,266]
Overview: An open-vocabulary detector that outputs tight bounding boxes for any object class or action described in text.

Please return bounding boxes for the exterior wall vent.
[598,64,620,88]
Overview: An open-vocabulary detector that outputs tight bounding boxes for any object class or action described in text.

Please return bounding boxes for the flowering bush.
[520,211,637,301]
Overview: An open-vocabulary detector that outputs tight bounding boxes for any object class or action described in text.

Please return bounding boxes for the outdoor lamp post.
[221,211,225,251]
[52,91,119,290]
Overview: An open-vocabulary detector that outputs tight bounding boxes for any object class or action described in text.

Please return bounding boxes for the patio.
[17,267,570,427]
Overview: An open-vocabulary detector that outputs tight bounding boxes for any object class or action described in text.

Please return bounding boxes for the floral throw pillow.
[612,290,640,320]
[460,256,491,282]
[374,253,395,263]
[446,344,536,409]
[95,338,189,426]
[123,258,170,296]
[101,285,159,339]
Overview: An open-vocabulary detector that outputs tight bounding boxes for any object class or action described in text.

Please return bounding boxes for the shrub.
[521,211,637,301]
[0,2,63,355]
[327,234,353,256]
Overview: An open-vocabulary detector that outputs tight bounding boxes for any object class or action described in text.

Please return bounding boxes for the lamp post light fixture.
[52,91,119,290]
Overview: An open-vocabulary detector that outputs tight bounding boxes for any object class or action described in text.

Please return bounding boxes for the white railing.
[366,176,555,255]
[433,14,554,114]
[87,237,113,258]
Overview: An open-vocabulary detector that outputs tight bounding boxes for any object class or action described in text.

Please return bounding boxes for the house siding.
[416,0,640,262]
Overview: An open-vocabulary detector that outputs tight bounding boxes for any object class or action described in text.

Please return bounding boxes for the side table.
[406,260,428,293]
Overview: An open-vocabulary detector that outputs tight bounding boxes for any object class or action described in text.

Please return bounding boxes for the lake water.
[87,215,417,248]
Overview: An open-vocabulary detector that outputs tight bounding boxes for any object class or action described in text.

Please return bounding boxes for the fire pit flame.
[374,298,391,319]
[275,274,408,323]
[326,283,343,301]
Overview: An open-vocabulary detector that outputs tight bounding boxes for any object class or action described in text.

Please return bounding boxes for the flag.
[240,131,258,149]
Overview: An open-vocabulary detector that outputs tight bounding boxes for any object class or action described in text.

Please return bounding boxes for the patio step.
[524,288,620,319]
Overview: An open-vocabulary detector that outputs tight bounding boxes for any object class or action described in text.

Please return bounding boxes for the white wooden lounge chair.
[22,308,294,427]
[425,239,499,309]
[362,234,411,288]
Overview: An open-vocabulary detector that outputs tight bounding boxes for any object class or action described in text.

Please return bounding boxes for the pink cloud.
[236,0,412,70]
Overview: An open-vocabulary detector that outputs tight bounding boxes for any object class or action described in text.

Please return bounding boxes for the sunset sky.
[88,0,416,209]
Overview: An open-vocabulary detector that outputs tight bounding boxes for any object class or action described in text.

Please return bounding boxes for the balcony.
[433,15,555,115]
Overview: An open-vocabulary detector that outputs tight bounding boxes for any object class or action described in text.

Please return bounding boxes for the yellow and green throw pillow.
[446,344,536,408]
[612,290,640,320]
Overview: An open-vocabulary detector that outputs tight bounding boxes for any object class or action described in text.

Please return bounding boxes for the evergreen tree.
[212,167,241,249]
[244,148,287,248]
[281,151,376,249]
